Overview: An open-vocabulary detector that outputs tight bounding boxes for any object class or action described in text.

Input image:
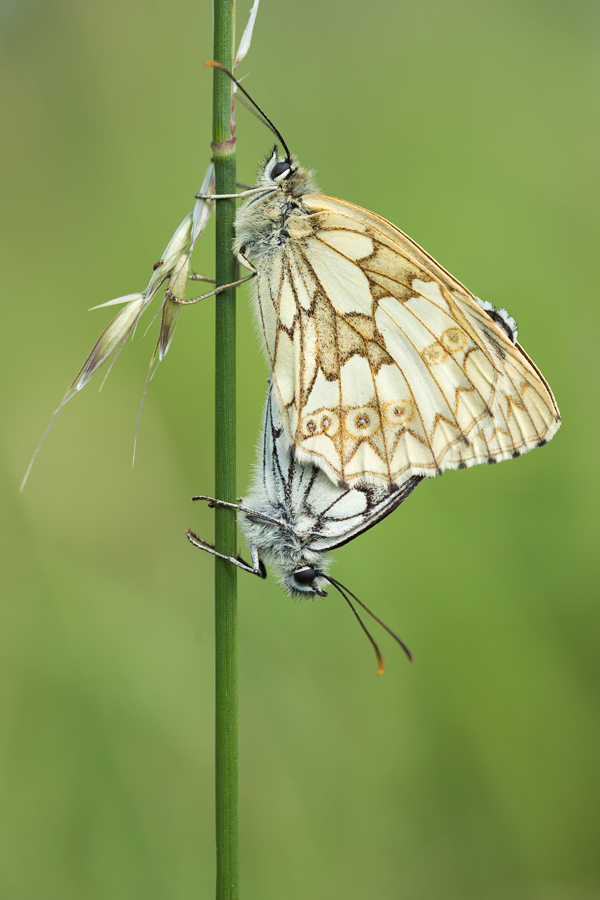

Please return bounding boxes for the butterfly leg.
[234,251,257,274]
[189,273,216,283]
[195,186,279,201]
[169,252,258,307]
[167,270,256,307]
[192,494,285,527]
[186,530,266,579]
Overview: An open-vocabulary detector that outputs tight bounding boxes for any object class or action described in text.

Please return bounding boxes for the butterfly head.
[257,147,319,196]
[287,564,328,598]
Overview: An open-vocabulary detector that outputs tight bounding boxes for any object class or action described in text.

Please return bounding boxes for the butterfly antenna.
[321,575,385,675]
[324,575,413,664]
[205,60,291,161]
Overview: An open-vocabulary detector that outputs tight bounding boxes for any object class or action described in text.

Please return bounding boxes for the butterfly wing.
[244,388,422,553]
[303,474,423,553]
[253,193,560,488]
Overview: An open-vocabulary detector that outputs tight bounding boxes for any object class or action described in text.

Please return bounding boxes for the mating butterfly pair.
[188,135,560,671]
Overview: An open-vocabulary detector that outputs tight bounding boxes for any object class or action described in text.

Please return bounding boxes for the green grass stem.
[212,1,238,897]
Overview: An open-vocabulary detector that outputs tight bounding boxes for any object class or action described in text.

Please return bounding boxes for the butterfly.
[187,386,422,673]
[202,63,561,491]
[233,150,560,490]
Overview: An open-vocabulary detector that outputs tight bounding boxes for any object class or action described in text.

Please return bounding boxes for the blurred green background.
[1,0,599,898]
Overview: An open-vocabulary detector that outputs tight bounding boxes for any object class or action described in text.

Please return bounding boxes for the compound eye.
[293,566,317,586]
[271,160,291,180]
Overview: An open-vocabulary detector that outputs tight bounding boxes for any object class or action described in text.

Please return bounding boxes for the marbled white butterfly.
[196,63,561,491]
[188,387,421,673]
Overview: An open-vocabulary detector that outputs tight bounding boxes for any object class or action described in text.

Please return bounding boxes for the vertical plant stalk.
[212,1,238,899]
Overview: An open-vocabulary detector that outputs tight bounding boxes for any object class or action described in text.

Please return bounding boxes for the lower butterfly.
[187,386,422,674]
[196,63,561,490]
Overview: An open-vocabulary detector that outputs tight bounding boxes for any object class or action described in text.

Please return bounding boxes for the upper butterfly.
[233,147,560,489]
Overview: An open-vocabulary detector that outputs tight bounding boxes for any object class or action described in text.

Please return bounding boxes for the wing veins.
[300,242,440,475]
[387,292,489,441]
[295,246,348,477]
[318,476,423,551]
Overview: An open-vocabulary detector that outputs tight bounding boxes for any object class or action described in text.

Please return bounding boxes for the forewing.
[249,386,323,520]
[258,194,560,488]
[303,473,423,553]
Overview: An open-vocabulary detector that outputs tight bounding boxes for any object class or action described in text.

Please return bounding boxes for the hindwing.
[251,194,560,488]
[244,389,422,553]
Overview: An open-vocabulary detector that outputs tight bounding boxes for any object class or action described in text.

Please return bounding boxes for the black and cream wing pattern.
[245,193,560,488]
[240,388,423,567]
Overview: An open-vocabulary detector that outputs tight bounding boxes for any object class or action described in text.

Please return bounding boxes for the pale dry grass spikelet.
[21,164,215,490]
